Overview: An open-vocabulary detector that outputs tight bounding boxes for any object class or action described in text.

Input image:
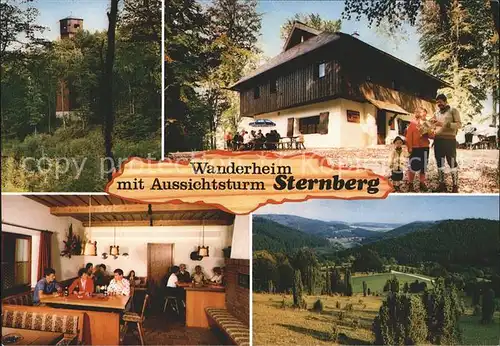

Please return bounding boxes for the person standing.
[406,107,431,192]
[432,94,462,193]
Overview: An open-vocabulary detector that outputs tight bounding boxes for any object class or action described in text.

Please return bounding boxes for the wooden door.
[287,118,295,137]
[147,243,173,307]
[376,109,387,145]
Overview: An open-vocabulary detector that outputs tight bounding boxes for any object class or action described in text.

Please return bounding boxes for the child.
[406,107,431,192]
[388,136,408,192]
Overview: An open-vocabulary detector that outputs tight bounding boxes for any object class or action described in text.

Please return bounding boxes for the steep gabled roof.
[230,32,340,90]
[282,21,322,52]
[230,25,449,91]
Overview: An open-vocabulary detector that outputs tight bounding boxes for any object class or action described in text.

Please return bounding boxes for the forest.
[253,217,500,344]
[1,0,161,191]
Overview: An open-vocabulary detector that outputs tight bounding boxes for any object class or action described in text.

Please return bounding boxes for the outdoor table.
[281,136,299,149]
[2,327,64,345]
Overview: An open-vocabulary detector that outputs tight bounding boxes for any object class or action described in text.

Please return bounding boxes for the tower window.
[74,24,80,29]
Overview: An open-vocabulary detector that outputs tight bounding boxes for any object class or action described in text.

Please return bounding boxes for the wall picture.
[347,110,360,123]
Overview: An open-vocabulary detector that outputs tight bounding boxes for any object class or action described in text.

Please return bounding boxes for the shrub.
[312,299,324,312]
[300,298,308,310]
[358,299,364,304]
[352,318,360,329]
[344,303,354,312]
[481,288,495,324]
[338,311,345,321]
[336,301,341,309]
[328,323,339,342]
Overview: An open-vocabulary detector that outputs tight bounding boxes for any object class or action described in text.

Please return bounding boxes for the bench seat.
[1,305,83,345]
[2,290,34,306]
[205,307,249,346]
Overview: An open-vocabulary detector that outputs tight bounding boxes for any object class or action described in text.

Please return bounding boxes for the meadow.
[253,272,500,346]
[351,272,432,294]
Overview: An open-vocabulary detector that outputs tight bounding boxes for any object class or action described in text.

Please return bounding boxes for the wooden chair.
[122,294,149,346]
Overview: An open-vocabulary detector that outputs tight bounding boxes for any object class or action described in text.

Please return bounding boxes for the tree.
[280,13,341,41]
[353,249,384,273]
[423,279,464,344]
[0,0,46,61]
[363,280,368,297]
[292,269,305,308]
[418,0,498,122]
[101,0,120,181]
[384,276,400,293]
[253,250,278,292]
[331,267,343,294]
[201,0,261,148]
[275,253,294,293]
[481,288,495,324]
[403,282,409,293]
[292,248,320,295]
[344,268,353,296]
[373,293,428,345]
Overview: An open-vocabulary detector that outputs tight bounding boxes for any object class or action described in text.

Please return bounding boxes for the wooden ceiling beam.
[50,203,220,216]
[82,219,233,227]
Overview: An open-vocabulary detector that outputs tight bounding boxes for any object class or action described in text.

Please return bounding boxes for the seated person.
[94,264,109,287]
[209,267,223,285]
[177,263,191,283]
[127,270,142,287]
[107,269,130,296]
[191,265,205,285]
[33,267,62,305]
[69,268,95,296]
[85,262,94,277]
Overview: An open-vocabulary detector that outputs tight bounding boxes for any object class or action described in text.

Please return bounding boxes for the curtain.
[38,231,52,280]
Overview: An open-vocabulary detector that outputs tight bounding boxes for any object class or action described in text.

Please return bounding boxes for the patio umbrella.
[248,119,276,127]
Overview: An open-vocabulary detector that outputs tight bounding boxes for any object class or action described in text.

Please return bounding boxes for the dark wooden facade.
[233,33,445,117]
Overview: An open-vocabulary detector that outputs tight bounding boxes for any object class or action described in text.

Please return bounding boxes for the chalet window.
[270,78,277,94]
[253,86,260,99]
[318,63,326,78]
[1,232,32,295]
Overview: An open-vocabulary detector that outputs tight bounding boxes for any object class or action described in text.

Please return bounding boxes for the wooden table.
[40,294,130,345]
[2,327,63,345]
[185,286,225,328]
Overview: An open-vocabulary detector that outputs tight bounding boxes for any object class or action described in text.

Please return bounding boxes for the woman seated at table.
[209,267,223,285]
[126,270,141,287]
[191,265,206,285]
[69,268,95,296]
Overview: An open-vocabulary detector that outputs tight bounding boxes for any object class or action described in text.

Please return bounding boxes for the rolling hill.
[348,218,499,269]
[362,221,437,243]
[256,214,381,239]
[253,216,327,252]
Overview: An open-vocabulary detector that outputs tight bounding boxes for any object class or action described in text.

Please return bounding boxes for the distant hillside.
[363,221,436,243]
[257,214,380,239]
[349,219,499,269]
[253,216,326,252]
[350,222,404,229]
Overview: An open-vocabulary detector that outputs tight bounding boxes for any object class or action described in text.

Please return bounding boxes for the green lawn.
[460,312,500,345]
[352,273,430,294]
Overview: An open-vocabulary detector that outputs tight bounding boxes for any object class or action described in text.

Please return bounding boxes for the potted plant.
[60,224,82,258]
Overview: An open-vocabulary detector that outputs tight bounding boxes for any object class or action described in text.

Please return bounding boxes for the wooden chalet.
[230,22,448,147]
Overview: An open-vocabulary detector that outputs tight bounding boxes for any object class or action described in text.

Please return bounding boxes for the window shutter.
[319,112,329,134]
[287,118,295,137]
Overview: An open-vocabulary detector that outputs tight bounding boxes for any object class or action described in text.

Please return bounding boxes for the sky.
[254,195,500,223]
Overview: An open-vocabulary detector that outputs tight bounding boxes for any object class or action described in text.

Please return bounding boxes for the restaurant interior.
[1,194,250,345]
